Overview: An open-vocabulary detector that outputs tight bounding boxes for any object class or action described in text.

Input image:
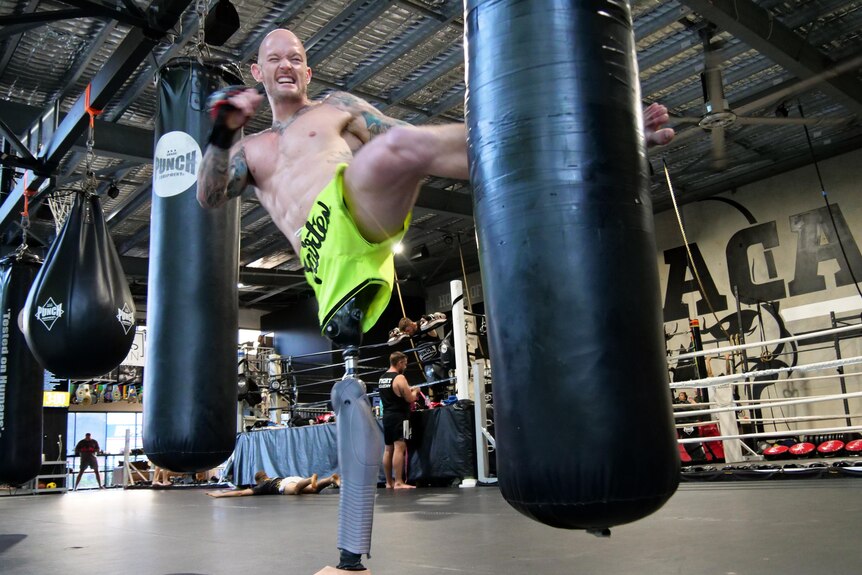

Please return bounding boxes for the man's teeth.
[277,78,295,84]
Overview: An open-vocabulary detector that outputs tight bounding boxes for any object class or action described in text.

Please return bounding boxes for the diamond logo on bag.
[116,303,135,335]
[35,297,64,331]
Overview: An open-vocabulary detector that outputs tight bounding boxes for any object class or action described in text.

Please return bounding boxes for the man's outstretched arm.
[206,488,255,498]
[197,143,250,209]
[197,86,262,209]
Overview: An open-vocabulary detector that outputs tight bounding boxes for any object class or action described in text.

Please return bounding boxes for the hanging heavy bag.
[0,250,45,486]
[464,0,679,530]
[144,59,240,472]
[23,192,136,378]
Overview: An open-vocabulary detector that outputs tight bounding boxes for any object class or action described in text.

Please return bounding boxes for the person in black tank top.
[379,351,419,489]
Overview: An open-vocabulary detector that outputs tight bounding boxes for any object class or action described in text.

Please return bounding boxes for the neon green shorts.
[300,163,411,334]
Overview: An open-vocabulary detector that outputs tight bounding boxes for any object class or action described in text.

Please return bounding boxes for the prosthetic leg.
[322,297,382,572]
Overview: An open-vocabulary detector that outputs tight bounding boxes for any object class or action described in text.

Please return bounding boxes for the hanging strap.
[84,84,103,127]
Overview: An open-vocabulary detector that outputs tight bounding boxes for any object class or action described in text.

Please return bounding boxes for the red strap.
[84,84,103,128]
[20,172,35,218]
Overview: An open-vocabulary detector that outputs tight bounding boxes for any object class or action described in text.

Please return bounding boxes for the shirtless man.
[198,29,675,337]
[197,28,674,574]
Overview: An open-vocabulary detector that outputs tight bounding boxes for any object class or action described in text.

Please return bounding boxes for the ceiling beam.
[679,0,862,115]
[654,131,862,211]
[238,0,319,63]
[0,100,154,163]
[0,0,40,77]
[305,0,390,66]
[0,0,195,240]
[344,0,461,91]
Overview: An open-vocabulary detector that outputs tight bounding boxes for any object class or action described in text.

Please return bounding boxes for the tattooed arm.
[197,143,251,209]
[325,91,410,144]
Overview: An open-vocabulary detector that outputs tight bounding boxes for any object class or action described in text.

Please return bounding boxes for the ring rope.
[674,370,862,390]
[673,390,862,419]
[677,425,862,444]
[674,323,862,361]
[732,370,862,387]
[670,355,862,388]
[294,376,458,410]
[675,414,862,429]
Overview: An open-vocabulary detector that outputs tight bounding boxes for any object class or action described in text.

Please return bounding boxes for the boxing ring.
[668,316,862,478]
[232,280,862,488]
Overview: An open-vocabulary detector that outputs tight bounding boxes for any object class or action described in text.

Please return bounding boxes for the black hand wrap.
[206,84,265,149]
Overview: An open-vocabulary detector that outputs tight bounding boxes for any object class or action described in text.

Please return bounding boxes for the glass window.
[106,413,140,455]
[72,413,107,449]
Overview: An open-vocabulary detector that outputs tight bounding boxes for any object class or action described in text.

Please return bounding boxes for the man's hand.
[644,102,675,148]
[207,86,265,148]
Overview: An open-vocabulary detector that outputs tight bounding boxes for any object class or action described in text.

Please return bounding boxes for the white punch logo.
[153,131,202,198]
[116,302,134,335]
[35,297,64,331]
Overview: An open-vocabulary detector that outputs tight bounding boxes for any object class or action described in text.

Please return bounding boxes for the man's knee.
[378,126,435,172]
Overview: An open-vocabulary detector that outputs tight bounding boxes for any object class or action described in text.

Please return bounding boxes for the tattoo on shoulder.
[326,91,362,109]
[361,111,408,136]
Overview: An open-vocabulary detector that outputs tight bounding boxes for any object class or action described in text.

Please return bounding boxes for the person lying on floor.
[206,471,340,497]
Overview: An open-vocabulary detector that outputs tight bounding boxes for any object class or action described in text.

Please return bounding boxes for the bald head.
[252,28,312,106]
[258,29,305,63]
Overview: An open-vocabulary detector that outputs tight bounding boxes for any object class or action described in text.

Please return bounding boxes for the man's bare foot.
[310,473,318,491]
[314,566,370,574]
[331,473,341,488]
[393,482,415,490]
[385,483,394,489]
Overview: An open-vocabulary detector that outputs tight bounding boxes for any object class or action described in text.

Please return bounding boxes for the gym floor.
[1,480,860,574]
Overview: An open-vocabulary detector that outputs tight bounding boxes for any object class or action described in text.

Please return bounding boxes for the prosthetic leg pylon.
[325,298,382,571]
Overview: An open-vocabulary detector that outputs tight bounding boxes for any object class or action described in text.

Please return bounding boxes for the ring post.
[473,359,497,484]
[450,280,471,400]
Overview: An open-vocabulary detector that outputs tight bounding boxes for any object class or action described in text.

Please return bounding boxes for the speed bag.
[23,192,136,378]
[0,251,45,485]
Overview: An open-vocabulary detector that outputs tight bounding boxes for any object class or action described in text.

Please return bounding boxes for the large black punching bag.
[24,192,136,378]
[144,58,240,472]
[464,0,679,529]
[0,251,44,485]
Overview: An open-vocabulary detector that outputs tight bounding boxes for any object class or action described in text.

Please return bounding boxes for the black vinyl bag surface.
[143,58,240,472]
[24,193,136,378]
[0,251,44,485]
[464,0,679,529]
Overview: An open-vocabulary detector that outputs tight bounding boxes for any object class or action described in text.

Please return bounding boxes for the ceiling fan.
[667,28,860,171]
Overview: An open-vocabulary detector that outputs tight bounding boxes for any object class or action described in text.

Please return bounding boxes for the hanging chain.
[82,83,102,197]
[18,171,32,252]
[193,0,210,61]
[83,122,97,195]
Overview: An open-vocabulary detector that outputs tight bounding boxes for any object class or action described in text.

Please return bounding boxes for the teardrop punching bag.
[24,193,136,378]
[144,58,240,472]
[0,251,44,485]
[464,0,679,529]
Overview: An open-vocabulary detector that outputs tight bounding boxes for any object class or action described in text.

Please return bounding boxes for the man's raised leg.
[343,124,468,243]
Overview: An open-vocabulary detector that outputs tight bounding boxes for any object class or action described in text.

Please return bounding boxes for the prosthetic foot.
[324,298,383,571]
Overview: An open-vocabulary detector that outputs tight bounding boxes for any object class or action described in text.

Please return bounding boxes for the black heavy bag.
[23,193,136,378]
[464,0,679,529]
[144,58,240,472]
[0,251,44,485]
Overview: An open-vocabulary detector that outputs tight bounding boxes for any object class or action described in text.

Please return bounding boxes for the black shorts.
[383,414,408,445]
[80,455,98,471]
